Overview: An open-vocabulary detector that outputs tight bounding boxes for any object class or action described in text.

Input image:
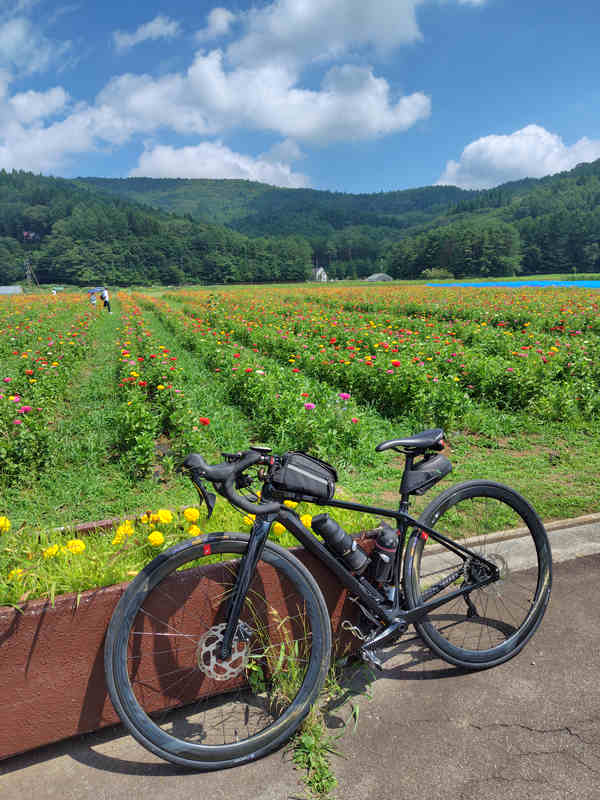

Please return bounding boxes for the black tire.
[104,533,331,769]
[403,481,552,669]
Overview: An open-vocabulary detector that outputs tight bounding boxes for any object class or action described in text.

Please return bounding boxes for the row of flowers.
[144,294,396,468]
[168,287,599,422]
[0,295,98,481]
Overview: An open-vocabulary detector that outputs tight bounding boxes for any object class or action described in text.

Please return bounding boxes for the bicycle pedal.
[360,647,383,671]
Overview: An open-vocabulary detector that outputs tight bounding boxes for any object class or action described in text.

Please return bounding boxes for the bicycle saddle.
[375,428,445,452]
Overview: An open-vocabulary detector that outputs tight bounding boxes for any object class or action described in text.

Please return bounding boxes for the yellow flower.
[157,508,173,524]
[0,516,11,533]
[66,539,86,555]
[184,507,200,523]
[300,514,313,528]
[243,514,256,526]
[116,520,135,539]
[188,524,201,536]
[43,544,59,559]
[157,384,165,390]
[272,522,286,535]
[112,531,125,546]
[140,513,149,524]
[283,500,298,509]
[148,531,165,547]
[8,567,24,581]
[149,512,160,524]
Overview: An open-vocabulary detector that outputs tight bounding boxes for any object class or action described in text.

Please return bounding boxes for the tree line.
[1,160,600,286]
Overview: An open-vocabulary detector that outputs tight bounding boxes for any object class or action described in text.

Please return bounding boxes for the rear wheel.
[104,533,331,769]
[404,481,552,669]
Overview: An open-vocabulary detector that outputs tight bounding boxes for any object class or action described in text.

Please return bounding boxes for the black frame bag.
[270,452,337,501]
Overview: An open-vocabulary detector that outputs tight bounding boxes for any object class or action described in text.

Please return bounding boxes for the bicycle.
[104,428,552,770]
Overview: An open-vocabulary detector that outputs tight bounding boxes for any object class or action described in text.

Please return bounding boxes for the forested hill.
[77,177,473,235]
[79,160,600,279]
[0,170,312,285]
[2,159,600,287]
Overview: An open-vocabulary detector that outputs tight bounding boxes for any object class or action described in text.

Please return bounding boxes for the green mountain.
[0,170,311,286]
[78,160,600,279]
[2,160,599,287]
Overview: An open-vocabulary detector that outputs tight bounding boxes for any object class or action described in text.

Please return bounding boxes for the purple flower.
[304,402,316,410]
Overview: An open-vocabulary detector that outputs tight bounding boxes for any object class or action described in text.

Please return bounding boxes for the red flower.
[199,417,210,426]
[292,368,300,373]
[391,360,401,367]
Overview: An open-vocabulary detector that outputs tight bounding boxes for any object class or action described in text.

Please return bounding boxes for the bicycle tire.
[403,480,552,670]
[104,532,331,769]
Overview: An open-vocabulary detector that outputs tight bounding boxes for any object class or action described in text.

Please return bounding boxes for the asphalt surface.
[1,521,600,800]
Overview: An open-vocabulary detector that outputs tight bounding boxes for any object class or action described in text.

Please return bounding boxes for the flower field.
[1,281,599,605]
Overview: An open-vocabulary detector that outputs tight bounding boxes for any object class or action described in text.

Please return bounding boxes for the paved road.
[1,529,600,800]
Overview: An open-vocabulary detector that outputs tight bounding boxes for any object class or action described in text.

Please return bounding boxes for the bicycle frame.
[220,490,500,658]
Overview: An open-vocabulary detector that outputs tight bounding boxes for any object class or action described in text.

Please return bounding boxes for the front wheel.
[104,533,331,769]
[403,481,552,670]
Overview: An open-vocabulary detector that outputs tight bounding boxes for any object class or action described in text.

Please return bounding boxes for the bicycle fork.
[219,513,278,660]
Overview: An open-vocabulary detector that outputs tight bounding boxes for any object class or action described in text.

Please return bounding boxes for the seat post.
[399,451,415,501]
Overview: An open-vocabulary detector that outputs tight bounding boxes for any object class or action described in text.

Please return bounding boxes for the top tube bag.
[270,452,337,501]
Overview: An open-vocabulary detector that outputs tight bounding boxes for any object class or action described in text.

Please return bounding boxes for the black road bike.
[104,428,552,770]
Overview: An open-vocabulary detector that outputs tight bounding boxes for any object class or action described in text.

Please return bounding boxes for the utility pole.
[24,255,40,287]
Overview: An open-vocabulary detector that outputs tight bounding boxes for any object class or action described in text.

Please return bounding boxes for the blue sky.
[1,0,599,193]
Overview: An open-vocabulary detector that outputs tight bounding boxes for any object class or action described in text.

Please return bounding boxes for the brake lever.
[190,471,216,519]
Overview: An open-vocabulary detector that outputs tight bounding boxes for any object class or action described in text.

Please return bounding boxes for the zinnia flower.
[304,402,316,410]
[157,508,173,524]
[338,392,351,400]
[66,539,86,555]
[148,531,165,547]
[198,416,210,425]
[43,544,59,559]
[184,507,200,523]
[188,524,201,536]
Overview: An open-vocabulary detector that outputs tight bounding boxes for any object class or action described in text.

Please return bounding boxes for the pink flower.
[304,402,316,410]
[17,405,32,413]
[13,419,22,425]
[351,417,359,423]
[338,392,351,400]
[506,368,514,372]
[3,377,11,383]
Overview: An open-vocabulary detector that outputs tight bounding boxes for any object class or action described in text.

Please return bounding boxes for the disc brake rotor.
[196,622,250,681]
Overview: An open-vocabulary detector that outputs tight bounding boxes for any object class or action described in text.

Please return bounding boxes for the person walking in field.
[100,287,111,313]
[89,291,97,310]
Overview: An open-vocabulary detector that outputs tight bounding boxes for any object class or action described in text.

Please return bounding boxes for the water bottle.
[311,513,370,574]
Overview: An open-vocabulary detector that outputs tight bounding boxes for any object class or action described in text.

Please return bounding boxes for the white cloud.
[227,0,424,70]
[0,16,71,77]
[129,141,310,187]
[261,138,304,164]
[113,15,180,51]
[438,125,600,189]
[96,53,430,144]
[9,86,69,124]
[196,8,236,42]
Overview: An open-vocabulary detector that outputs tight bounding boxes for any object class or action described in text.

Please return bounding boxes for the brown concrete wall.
[0,542,372,761]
